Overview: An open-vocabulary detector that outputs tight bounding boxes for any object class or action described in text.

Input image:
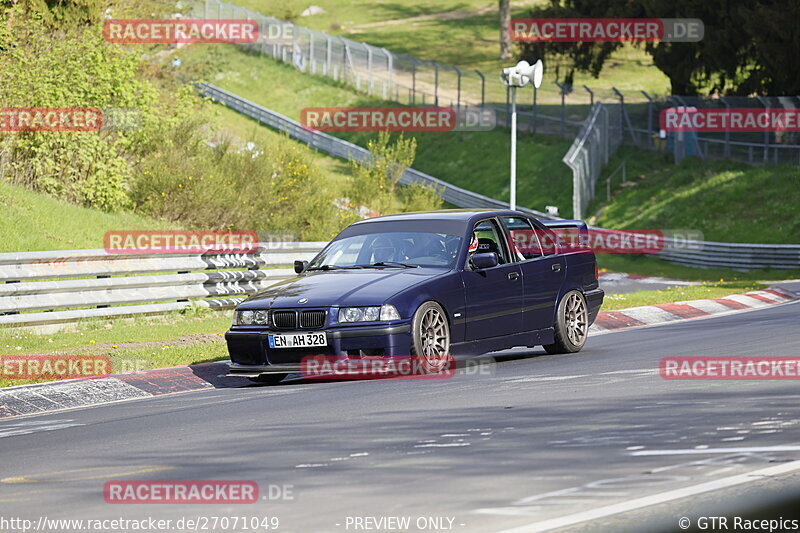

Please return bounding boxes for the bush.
[348,131,442,214]
[130,128,352,241]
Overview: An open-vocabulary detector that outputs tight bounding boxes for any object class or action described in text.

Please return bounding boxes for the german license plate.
[268,332,327,349]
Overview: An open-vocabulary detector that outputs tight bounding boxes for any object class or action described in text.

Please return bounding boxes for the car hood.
[240,268,448,309]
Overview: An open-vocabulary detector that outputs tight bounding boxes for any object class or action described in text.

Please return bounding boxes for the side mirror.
[471,252,498,269]
[294,260,308,274]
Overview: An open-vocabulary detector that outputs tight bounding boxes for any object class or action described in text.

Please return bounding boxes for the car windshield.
[308,231,463,269]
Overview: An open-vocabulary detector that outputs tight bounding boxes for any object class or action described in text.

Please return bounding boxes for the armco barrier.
[0,242,325,327]
[2,236,798,328]
[195,83,556,219]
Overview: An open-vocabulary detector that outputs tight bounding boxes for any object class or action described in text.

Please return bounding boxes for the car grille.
[300,310,326,329]
[270,309,327,330]
[271,311,297,329]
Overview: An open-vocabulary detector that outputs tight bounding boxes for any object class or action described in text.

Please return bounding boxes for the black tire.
[543,290,589,354]
[410,301,451,372]
[248,373,287,385]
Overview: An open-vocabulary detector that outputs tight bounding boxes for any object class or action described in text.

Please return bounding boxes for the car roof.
[351,209,526,225]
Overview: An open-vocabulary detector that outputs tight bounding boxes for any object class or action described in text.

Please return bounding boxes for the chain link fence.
[562,101,623,219]
[195,0,800,166]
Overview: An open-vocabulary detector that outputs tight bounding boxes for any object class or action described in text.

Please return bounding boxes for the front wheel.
[411,301,450,371]
[543,290,588,354]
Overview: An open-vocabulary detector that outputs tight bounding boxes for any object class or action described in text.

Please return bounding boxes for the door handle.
[551,263,562,272]
[508,272,520,280]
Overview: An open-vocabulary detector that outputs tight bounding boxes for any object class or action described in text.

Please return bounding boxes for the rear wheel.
[411,301,450,371]
[543,290,588,354]
[248,373,287,385]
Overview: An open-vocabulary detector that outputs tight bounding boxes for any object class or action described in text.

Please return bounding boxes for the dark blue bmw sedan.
[225,209,604,383]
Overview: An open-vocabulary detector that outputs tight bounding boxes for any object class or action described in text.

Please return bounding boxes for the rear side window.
[501,216,543,261]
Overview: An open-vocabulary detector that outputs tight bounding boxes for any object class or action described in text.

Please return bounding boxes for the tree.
[517,0,799,96]
[499,0,512,60]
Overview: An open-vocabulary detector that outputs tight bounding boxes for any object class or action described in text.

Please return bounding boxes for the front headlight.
[338,305,401,322]
[233,309,268,326]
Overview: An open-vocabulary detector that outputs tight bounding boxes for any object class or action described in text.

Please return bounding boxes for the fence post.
[757,96,769,163]
[641,90,654,148]
[475,70,485,107]
[367,45,373,95]
[204,0,209,19]
[531,84,537,134]
[382,48,393,101]
[612,87,638,145]
[434,63,439,106]
[342,38,349,83]
[554,82,566,137]
[583,85,594,106]
[411,59,418,104]
[720,96,731,158]
[309,32,315,74]
[452,65,462,110]
[325,36,332,77]
[602,104,609,164]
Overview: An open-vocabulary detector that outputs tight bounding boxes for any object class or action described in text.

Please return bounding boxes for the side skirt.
[450,327,554,356]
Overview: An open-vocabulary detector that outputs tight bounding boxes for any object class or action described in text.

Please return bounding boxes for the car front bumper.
[225,323,413,375]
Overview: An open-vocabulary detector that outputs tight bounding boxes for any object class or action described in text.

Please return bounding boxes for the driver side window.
[467,219,509,268]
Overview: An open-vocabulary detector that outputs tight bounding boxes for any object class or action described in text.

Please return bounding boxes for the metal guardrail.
[2,237,798,328]
[655,239,800,270]
[196,83,556,219]
[0,243,325,327]
[196,83,799,273]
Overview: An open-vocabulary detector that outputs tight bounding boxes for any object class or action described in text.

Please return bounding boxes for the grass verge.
[600,281,768,312]
[0,310,231,387]
[0,180,181,253]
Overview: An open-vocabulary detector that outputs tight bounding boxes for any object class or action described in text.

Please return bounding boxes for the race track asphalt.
[2,284,799,533]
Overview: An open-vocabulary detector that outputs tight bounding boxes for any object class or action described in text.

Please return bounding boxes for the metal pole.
[367,45,373,95]
[532,85,537,134]
[434,63,439,106]
[382,48,393,101]
[720,97,730,158]
[641,90,654,148]
[452,65,462,110]
[411,59,417,105]
[475,70,485,107]
[309,32,315,74]
[583,85,594,106]
[326,36,332,77]
[757,96,769,162]
[510,86,517,210]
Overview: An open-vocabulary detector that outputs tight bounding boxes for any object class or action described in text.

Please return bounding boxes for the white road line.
[493,459,800,533]
[629,445,800,456]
